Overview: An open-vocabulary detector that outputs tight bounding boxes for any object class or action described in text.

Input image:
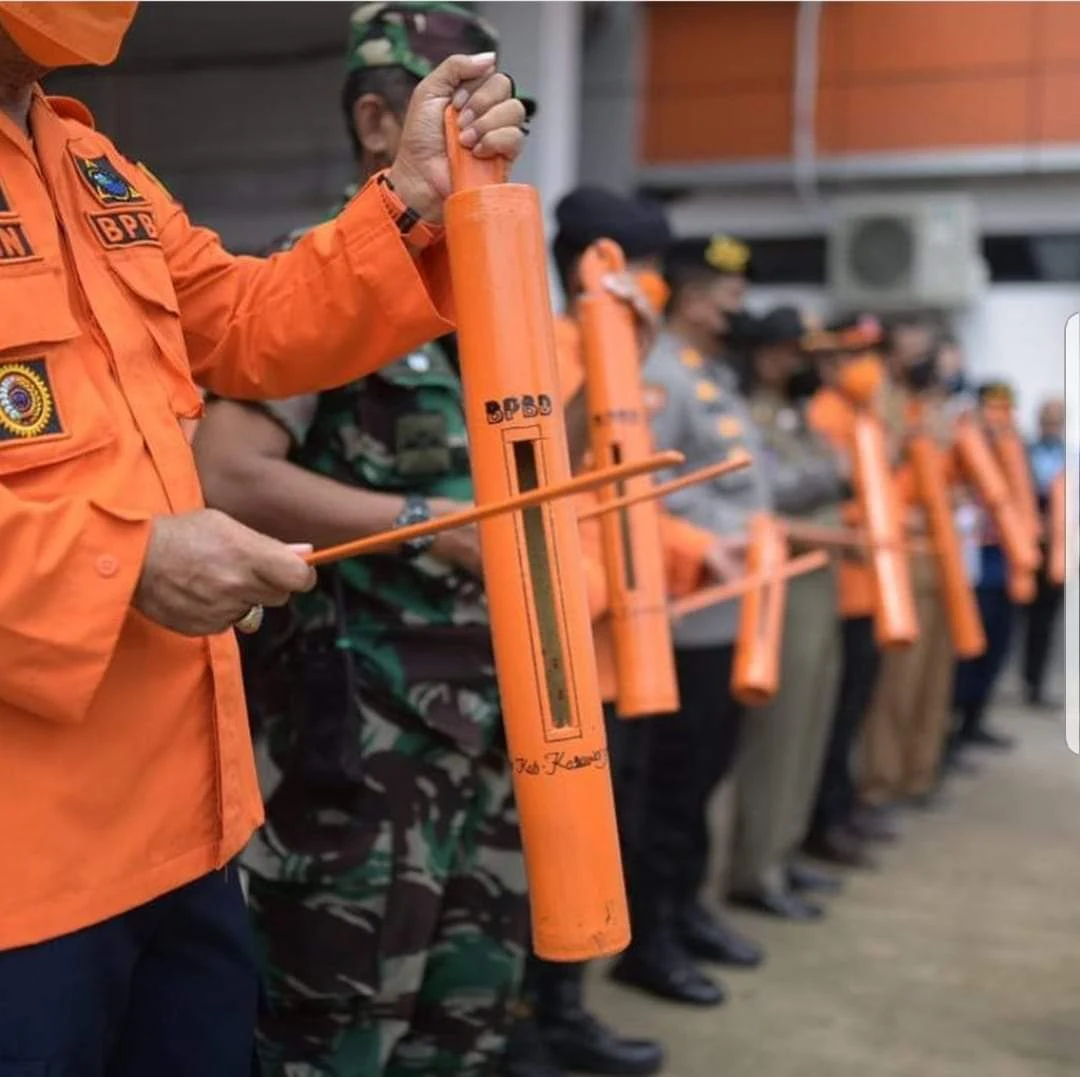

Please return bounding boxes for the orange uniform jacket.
[554,316,713,702]
[0,91,453,949]
[806,387,876,618]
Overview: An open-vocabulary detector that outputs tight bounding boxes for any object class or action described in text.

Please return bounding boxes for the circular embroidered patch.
[0,364,53,438]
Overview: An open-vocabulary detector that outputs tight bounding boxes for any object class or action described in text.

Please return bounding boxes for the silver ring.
[235,605,264,635]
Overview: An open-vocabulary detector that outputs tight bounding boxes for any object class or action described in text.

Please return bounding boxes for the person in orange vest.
[858,319,959,815]
[0,3,525,1071]
[803,316,890,869]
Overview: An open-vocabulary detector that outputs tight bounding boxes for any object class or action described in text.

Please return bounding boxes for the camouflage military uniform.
[240,196,528,1077]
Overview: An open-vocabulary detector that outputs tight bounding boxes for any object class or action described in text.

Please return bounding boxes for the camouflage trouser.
[244,699,529,1077]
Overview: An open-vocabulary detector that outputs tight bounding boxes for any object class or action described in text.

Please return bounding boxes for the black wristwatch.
[394,495,434,558]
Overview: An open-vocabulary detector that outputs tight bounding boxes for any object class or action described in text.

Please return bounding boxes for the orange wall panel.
[841,2,1037,78]
[644,89,792,162]
[645,1,795,91]
[1038,69,1080,142]
[1036,2,1080,64]
[642,0,1080,165]
[842,75,1032,153]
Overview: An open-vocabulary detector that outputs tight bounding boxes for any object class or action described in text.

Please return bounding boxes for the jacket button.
[97,554,120,578]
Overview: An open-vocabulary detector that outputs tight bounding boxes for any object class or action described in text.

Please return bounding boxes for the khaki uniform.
[730,389,845,895]
[859,386,956,805]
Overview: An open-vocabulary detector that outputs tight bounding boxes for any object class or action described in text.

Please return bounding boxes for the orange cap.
[0,2,137,68]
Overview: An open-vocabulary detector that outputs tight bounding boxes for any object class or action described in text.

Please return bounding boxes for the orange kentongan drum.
[953,415,1039,605]
[731,514,787,706]
[851,413,919,648]
[441,111,629,962]
[577,239,679,719]
[907,430,986,659]
[994,423,1043,549]
[1049,471,1066,586]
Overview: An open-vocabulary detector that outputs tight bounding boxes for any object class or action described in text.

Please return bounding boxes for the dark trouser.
[629,644,743,949]
[0,868,258,1077]
[530,701,655,1006]
[1023,563,1064,701]
[811,616,880,835]
[954,584,1016,737]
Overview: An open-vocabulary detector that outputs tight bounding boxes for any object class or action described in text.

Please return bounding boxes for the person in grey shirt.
[611,235,769,1008]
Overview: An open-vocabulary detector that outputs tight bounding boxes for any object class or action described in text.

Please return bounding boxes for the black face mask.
[942,372,966,396]
[721,309,756,346]
[905,355,938,392]
[787,364,823,402]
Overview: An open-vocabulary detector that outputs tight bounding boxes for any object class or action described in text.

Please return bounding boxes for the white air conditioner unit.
[828,194,987,312]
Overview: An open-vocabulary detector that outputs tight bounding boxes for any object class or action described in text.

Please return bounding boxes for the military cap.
[553,187,672,261]
[665,233,752,278]
[347,2,536,116]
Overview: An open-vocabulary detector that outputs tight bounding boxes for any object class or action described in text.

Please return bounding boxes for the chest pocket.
[372,351,465,481]
[0,265,117,483]
[103,244,204,421]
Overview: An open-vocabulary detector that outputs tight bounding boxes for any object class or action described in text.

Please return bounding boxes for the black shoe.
[942,743,980,776]
[962,727,1015,751]
[541,1011,664,1077]
[504,1014,564,1077]
[730,886,825,922]
[849,803,901,843]
[676,903,764,967]
[610,947,725,1007]
[787,862,843,895]
[804,826,878,870]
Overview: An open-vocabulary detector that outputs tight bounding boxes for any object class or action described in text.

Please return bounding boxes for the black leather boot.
[503,1012,564,1077]
[787,862,843,895]
[537,966,664,1076]
[675,902,765,967]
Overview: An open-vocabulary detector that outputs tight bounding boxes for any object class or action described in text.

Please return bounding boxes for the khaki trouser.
[859,560,956,806]
[730,565,841,894]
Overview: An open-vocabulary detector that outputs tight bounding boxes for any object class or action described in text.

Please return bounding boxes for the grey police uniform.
[623,331,772,962]
[644,331,773,647]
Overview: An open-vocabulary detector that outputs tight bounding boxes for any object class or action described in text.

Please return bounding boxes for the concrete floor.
[585,701,1080,1077]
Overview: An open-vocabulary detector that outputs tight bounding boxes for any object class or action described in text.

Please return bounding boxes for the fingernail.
[459,108,475,128]
[452,88,468,110]
[459,127,478,148]
[469,51,496,65]
[288,542,314,554]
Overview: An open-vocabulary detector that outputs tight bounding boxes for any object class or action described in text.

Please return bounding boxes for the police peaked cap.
[664,233,751,278]
[554,187,673,261]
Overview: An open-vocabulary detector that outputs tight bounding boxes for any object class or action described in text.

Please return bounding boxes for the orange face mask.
[633,270,670,317]
[0,2,137,68]
[837,353,885,406]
